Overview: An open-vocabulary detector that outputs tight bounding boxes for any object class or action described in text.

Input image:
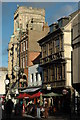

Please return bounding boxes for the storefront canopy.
[30,91,42,99]
[43,92,63,97]
[17,91,42,99]
[21,87,41,93]
[17,93,31,99]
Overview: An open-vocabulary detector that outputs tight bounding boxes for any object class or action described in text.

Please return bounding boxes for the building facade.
[8,6,49,95]
[71,9,80,113]
[38,11,79,113]
[72,10,80,90]
[28,64,43,87]
[38,10,79,92]
[38,23,72,92]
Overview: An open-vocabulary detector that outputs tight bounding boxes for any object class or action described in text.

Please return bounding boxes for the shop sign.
[46,84,51,90]
[47,86,51,90]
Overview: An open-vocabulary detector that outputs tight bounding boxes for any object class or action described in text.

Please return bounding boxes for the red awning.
[30,91,42,99]
[17,92,42,99]
[17,93,31,99]
[0,96,5,98]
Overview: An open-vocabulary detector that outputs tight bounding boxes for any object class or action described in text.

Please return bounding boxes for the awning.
[17,93,31,99]
[43,92,63,97]
[21,87,41,93]
[30,91,42,99]
[0,96,5,98]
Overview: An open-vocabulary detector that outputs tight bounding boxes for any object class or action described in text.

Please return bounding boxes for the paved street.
[2,113,80,120]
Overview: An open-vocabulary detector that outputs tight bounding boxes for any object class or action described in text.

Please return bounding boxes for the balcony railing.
[40,51,64,65]
[43,79,66,88]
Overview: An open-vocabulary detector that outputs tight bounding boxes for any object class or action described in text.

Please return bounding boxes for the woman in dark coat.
[5,99,14,118]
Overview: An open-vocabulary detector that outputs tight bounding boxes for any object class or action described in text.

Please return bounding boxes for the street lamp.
[5,79,9,86]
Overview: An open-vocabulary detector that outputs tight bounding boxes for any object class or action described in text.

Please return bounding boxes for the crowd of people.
[2,98,62,119]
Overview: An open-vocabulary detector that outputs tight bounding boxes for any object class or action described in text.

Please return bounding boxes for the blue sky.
[1,2,78,67]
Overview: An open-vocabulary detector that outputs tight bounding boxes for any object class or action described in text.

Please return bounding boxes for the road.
[1,112,80,120]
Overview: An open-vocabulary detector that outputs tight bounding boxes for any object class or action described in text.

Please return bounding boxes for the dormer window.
[58,17,69,28]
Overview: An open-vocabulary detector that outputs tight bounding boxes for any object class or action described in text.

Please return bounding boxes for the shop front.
[42,84,72,115]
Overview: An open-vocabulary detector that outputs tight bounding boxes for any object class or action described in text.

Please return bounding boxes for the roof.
[32,53,41,65]
[38,10,79,44]
[38,28,62,44]
[69,10,79,19]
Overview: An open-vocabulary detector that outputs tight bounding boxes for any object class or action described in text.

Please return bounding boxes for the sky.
[1,2,79,67]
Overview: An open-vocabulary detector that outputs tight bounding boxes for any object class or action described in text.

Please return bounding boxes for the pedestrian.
[44,104,49,118]
[15,101,22,116]
[40,105,45,118]
[5,99,14,119]
[2,101,6,119]
[37,102,40,118]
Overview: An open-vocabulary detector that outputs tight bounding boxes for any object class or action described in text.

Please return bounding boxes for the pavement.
[1,113,80,120]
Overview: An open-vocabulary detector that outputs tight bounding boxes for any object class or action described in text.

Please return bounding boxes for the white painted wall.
[63,23,72,87]
[28,64,43,87]
[0,68,7,94]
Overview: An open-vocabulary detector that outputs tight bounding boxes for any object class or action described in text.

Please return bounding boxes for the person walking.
[15,101,22,116]
[37,102,40,118]
[40,105,45,118]
[44,104,49,118]
[5,99,14,119]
